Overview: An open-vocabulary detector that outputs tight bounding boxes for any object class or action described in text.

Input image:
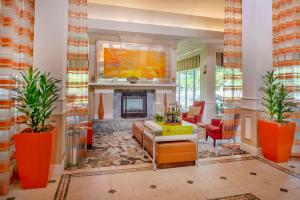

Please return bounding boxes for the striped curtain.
[176,55,200,72]
[0,0,34,195]
[66,0,89,123]
[272,0,300,153]
[222,0,242,138]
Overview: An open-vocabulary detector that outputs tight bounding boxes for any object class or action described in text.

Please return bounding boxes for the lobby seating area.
[1,0,300,199]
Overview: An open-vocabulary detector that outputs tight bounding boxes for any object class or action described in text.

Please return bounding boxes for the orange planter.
[258,120,295,163]
[14,127,57,189]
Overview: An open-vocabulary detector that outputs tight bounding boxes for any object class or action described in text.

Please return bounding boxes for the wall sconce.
[203,65,207,75]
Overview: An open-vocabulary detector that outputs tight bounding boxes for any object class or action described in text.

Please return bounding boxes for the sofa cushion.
[187,106,201,118]
[183,117,195,123]
[157,141,195,154]
[206,124,221,134]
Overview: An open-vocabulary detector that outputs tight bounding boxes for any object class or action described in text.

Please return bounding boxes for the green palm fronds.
[14,68,61,132]
[260,70,296,124]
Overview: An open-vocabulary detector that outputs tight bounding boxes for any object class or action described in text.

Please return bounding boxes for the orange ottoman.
[132,122,144,144]
[143,133,196,165]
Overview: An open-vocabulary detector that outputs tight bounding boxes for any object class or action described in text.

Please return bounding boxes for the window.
[179,71,187,108]
[216,66,224,114]
[176,68,201,110]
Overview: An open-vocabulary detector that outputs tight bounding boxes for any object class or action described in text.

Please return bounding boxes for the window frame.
[176,68,200,110]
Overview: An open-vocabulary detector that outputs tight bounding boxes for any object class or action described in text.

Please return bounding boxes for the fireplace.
[121,91,147,118]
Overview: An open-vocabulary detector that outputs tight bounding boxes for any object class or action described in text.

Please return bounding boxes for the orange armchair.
[182,101,205,124]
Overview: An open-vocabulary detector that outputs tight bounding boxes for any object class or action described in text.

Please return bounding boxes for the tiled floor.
[279,157,300,175]
[1,177,60,200]
[3,156,300,200]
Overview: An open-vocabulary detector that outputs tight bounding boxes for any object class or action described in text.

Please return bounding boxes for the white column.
[33,0,69,175]
[201,45,223,123]
[33,0,69,176]
[33,0,68,107]
[240,0,273,154]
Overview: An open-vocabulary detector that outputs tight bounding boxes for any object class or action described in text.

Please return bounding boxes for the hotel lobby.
[1,0,300,199]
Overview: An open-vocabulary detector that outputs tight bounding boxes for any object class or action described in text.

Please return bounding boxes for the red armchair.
[182,101,205,124]
[206,113,240,147]
[205,119,223,147]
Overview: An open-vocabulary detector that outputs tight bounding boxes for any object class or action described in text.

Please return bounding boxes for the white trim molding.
[95,89,114,94]
[241,96,260,100]
[155,90,174,94]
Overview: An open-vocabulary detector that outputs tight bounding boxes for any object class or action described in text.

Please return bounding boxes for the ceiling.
[89,31,182,47]
[87,0,225,19]
[89,29,224,51]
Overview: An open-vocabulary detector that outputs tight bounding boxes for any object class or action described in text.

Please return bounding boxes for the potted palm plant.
[258,70,296,163]
[14,68,61,189]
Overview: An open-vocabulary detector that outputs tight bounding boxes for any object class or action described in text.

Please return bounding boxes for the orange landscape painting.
[104,48,166,78]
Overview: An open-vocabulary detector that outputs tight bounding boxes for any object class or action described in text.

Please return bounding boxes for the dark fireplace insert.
[121,91,147,118]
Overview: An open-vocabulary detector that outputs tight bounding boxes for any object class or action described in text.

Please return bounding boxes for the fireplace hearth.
[121,91,147,118]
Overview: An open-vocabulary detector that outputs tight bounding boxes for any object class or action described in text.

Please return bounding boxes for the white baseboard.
[49,154,66,179]
[241,143,262,156]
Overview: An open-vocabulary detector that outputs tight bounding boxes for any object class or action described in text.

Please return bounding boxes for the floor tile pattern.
[198,140,248,158]
[52,155,300,200]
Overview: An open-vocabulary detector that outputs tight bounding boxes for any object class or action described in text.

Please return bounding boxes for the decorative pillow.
[187,106,201,118]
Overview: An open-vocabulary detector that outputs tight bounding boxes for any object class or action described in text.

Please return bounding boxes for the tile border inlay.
[54,174,71,200]
[254,156,300,179]
[208,193,260,200]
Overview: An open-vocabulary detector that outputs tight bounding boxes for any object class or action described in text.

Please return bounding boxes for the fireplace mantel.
[89,82,176,91]
[89,82,176,120]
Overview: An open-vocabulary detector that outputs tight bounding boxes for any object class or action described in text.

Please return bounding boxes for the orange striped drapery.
[66,0,89,121]
[273,0,300,152]
[222,0,242,138]
[273,0,300,98]
[0,0,34,195]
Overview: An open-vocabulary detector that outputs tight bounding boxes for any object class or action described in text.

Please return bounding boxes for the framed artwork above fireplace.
[96,41,171,84]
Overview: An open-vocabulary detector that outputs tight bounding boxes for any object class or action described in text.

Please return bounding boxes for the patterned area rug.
[80,132,150,168]
[209,193,260,200]
[78,131,247,169]
[198,140,248,158]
